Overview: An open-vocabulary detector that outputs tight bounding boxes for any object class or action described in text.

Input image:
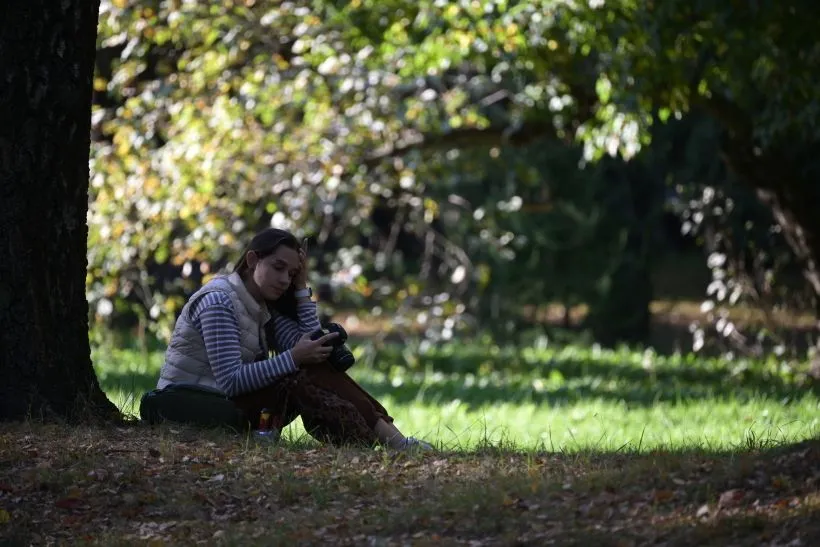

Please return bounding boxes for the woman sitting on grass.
[156,227,432,451]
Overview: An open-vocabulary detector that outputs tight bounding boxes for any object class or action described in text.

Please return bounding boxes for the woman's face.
[247,245,300,301]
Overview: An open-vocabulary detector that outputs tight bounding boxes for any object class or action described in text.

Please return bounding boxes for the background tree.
[0,0,118,421]
[87,0,643,348]
[88,0,819,359]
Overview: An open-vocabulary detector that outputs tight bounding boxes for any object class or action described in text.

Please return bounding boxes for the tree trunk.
[0,0,118,422]
[720,133,820,323]
[707,95,820,325]
[585,156,658,347]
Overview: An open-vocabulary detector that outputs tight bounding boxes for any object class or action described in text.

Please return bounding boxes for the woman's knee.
[299,360,338,378]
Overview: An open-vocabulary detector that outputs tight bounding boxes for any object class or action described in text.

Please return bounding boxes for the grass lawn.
[1,340,819,545]
[94,342,819,452]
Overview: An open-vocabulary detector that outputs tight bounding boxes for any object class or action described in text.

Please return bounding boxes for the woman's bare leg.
[374,418,409,448]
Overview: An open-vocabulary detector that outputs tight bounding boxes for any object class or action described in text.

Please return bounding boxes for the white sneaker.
[400,437,434,451]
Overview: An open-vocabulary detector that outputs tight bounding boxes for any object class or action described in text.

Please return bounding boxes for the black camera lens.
[325,322,349,344]
[331,345,355,370]
[309,323,355,372]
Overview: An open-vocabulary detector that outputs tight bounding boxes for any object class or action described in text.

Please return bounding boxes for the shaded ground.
[0,423,817,546]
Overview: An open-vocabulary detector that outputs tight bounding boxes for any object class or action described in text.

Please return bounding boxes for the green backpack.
[139,383,251,432]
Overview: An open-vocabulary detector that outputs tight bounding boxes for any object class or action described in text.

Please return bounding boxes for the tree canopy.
[90,0,820,350]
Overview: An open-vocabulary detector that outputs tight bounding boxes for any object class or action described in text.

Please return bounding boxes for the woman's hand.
[294,247,309,289]
[291,332,339,365]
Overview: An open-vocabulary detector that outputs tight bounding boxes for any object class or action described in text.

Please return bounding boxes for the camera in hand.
[309,322,355,372]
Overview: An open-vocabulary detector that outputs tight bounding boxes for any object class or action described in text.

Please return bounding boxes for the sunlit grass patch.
[92,341,820,452]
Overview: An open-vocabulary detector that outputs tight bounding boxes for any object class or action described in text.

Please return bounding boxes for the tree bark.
[718,132,820,321]
[702,94,820,323]
[0,0,119,422]
[584,156,657,347]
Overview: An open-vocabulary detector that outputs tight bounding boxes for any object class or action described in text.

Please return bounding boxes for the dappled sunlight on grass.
[93,341,820,452]
[383,396,818,452]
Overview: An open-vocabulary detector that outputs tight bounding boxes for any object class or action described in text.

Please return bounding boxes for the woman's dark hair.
[233,228,301,323]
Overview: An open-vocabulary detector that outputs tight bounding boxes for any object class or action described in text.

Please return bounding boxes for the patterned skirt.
[231,361,393,447]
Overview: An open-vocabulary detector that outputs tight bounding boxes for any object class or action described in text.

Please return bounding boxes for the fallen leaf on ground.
[718,489,745,509]
[55,498,84,510]
[653,489,675,503]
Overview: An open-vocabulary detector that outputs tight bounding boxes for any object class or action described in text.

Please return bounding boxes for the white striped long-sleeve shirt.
[190,291,321,397]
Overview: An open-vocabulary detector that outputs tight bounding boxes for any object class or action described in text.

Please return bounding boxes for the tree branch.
[697,93,752,138]
[363,118,557,167]
[688,45,715,100]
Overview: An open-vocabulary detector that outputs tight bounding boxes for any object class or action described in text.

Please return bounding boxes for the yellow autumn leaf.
[143,176,160,194]
[113,131,132,156]
[0,509,10,524]
[455,32,471,50]
[273,54,290,70]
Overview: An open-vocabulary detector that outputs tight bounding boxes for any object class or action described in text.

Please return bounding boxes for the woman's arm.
[271,299,322,351]
[192,292,298,397]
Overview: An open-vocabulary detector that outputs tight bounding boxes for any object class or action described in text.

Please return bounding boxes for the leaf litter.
[0,423,817,545]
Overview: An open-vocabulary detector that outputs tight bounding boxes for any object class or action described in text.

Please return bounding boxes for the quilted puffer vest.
[157,272,271,392]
